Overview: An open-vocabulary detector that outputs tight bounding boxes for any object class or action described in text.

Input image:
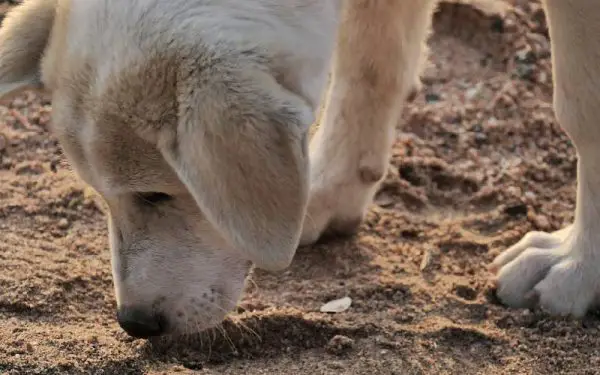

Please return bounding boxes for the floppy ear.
[0,0,56,100]
[159,66,312,271]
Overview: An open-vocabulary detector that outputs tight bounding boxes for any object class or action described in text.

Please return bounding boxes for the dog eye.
[137,192,174,205]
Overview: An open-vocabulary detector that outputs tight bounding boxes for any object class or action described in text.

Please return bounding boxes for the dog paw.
[299,182,373,246]
[491,224,600,317]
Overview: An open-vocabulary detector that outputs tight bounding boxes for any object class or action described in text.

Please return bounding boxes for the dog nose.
[116,307,165,338]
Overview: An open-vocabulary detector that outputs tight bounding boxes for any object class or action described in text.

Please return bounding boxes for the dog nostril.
[116,307,166,339]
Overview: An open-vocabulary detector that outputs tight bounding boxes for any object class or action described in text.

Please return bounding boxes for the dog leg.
[492,0,600,317]
[300,0,438,245]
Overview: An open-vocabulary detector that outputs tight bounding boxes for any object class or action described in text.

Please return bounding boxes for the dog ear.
[0,0,56,100]
[159,66,312,271]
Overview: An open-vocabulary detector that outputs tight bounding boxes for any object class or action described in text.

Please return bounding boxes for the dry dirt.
[1,1,599,374]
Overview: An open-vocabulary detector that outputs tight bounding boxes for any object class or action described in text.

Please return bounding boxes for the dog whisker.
[211,292,262,341]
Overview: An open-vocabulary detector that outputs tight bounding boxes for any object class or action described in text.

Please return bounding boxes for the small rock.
[326,335,355,355]
[465,83,483,100]
[420,249,432,271]
[533,214,550,230]
[57,218,70,230]
[502,17,517,33]
[320,297,352,313]
[515,64,536,81]
[506,186,522,197]
[524,191,537,201]
[515,47,536,64]
[474,132,488,144]
[326,361,346,370]
[182,360,203,371]
[394,312,415,324]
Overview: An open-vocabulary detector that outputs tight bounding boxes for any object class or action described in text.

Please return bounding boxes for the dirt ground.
[2,1,600,374]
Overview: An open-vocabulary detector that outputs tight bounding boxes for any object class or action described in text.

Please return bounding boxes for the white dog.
[0,0,596,338]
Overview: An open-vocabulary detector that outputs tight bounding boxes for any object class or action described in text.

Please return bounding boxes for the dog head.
[0,0,313,337]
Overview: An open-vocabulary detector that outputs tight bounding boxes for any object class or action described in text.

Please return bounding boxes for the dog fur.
[0,0,597,336]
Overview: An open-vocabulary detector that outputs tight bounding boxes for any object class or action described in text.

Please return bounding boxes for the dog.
[0,0,596,339]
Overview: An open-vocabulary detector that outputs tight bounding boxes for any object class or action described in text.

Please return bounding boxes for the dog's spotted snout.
[116,306,166,338]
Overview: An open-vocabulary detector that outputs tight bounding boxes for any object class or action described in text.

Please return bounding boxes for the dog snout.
[116,306,166,338]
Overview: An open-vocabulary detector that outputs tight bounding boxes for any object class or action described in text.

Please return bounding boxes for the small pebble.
[326,335,355,355]
[474,132,488,144]
[57,218,70,230]
[420,249,433,271]
[524,191,537,201]
[533,214,550,230]
[515,47,536,64]
[516,64,536,81]
[326,361,346,370]
[320,297,352,313]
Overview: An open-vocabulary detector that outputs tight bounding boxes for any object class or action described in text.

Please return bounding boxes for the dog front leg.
[493,0,600,317]
[300,0,438,245]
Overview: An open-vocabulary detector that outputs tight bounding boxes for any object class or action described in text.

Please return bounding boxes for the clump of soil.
[1,1,597,374]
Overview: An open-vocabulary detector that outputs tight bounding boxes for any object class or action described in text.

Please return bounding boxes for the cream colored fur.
[0,0,597,336]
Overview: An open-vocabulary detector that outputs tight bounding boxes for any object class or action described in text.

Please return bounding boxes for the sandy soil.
[2,1,599,374]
